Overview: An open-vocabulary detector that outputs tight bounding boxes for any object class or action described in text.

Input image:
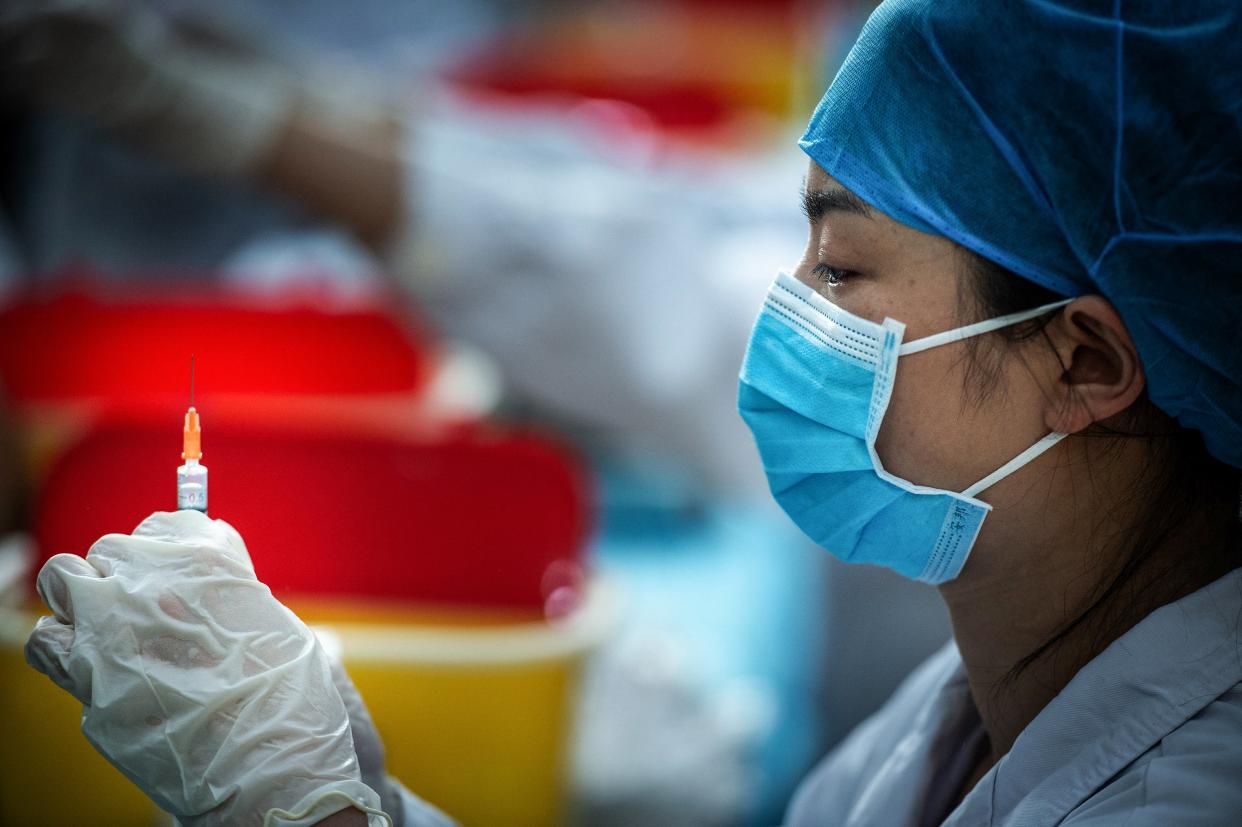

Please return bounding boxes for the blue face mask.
[738,271,1072,584]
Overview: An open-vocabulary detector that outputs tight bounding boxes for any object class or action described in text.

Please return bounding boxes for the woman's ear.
[1041,296,1145,434]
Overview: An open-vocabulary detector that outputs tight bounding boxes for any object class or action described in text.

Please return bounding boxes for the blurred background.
[0,1,951,825]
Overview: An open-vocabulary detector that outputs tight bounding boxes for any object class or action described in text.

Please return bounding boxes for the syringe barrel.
[177,459,208,513]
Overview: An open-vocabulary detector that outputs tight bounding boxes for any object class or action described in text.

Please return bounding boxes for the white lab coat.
[786,567,1242,826]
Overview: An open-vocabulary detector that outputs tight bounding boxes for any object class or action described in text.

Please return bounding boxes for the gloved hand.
[24,510,391,827]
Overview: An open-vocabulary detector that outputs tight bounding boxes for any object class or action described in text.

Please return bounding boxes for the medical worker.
[23,1,1242,825]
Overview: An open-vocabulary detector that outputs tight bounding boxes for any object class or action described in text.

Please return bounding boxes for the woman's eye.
[812,263,852,287]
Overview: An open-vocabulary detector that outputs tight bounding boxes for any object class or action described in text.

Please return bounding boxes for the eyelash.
[811,262,853,287]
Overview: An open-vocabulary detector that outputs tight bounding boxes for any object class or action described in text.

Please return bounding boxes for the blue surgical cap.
[800,0,1242,469]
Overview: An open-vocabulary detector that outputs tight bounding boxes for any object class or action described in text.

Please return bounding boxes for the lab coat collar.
[846,647,977,825]
[948,567,1242,826]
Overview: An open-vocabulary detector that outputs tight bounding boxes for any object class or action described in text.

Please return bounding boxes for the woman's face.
[794,161,1053,496]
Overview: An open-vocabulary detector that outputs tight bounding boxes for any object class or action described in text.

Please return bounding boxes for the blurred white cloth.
[389,92,808,495]
[0,533,33,608]
[572,626,774,827]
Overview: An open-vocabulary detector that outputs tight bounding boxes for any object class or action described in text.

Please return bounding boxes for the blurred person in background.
[0,0,803,496]
[22,0,1242,825]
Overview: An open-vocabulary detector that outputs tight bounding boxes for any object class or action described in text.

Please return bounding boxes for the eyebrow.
[801,185,874,222]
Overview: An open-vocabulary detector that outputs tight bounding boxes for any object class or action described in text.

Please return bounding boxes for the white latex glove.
[24,510,391,827]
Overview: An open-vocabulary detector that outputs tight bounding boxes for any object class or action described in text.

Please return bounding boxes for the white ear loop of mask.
[898,298,1074,356]
[896,296,1075,498]
[961,431,1067,497]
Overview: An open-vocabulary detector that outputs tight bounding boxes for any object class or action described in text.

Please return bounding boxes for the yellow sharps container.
[0,583,612,827]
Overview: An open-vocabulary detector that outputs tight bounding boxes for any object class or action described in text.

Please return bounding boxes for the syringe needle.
[190,355,196,408]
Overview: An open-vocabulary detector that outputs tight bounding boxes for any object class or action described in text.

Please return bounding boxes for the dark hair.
[958,253,1241,680]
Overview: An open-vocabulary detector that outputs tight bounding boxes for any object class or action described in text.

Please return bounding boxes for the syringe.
[177,357,208,513]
